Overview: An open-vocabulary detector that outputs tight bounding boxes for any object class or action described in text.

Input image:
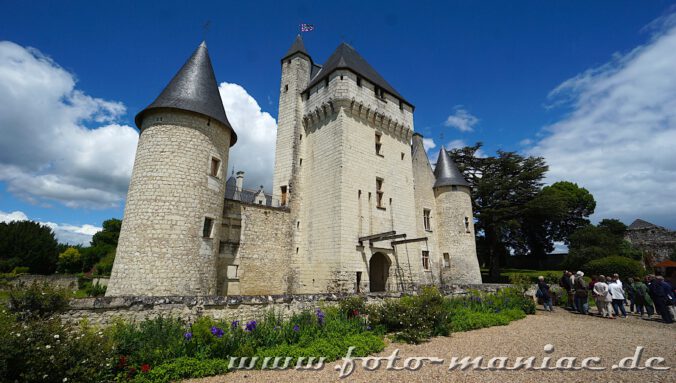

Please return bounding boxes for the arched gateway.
[369,253,390,292]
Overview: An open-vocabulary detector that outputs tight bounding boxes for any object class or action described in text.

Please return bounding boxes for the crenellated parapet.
[302,97,413,143]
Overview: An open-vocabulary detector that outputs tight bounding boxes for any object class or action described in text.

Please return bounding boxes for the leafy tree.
[90,218,121,248]
[0,221,58,274]
[82,218,121,273]
[450,144,595,278]
[564,221,642,270]
[451,144,547,278]
[57,247,83,274]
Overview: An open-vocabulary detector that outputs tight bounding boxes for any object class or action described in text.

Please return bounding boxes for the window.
[219,241,227,254]
[340,74,344,80]
[376,178,384,208]
[299,134,302,142]
[401,152,405,160]
[281,185,288,206]
[443,253,450,268]
[287,59,291,65]
[324,77,329,87]
[422,251,430,270]
[203,217,214,238]
[375,132,382,156]
[356,271,362,293]
[299,158,303,166]
[423,209,431,231]
[452,185,458,191]
[399,100,404,111]
[357,76,362,87]
[374,86,385,100]
[465,217,471,233]
[284,84,288,92]
[210,157,221,177]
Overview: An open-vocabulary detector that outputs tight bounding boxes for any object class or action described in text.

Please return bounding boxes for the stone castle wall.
[625,227,676,265]
[218,201,294,295]
[61,284,511,326]
[107,110,232,296]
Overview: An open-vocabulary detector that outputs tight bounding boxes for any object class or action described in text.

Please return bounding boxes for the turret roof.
[433,146,470,188]
[282,35,310,61]
[135,42,237,145]
[304,43,412,107]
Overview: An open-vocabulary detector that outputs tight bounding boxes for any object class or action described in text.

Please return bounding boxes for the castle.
[106,36,482,297]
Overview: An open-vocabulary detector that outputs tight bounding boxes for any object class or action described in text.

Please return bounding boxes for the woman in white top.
[608,277,627,318]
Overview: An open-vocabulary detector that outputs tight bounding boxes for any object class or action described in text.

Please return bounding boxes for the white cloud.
[444,107,479,132]
[0,41,138,209]
[422,137,436,152]
[219,82,277,191]
[530,14,676,229]
[0,210,100,245]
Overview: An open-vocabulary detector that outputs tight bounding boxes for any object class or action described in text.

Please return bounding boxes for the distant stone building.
[107,36,481,297]
[625,219,676,266]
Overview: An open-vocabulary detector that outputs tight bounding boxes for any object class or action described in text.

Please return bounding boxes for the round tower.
[106,42,237,296]
[433,147,482,284]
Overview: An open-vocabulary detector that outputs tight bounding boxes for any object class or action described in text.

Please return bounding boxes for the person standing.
[632,277,653,318]
[560,270,575,310]
[574,271,589,315]
[593,275,614,318]
[537,276,554,312]
[626,278,636,314]
[651,276,674,323]
[609,277,627,318]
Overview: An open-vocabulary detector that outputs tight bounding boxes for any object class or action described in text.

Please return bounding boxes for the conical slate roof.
[135,42,237,145]
[433,146,469,188]
[304,43,412,107]
[628,219,659,230]
[282,35,310,61]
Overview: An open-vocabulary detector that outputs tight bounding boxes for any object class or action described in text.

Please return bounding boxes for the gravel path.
[186,308,676,383]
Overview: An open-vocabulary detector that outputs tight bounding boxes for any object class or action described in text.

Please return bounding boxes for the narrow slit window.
[375,132,382,156]
[423,209,431,231]
[281,185,288,206]
[443,253,450,268]
[465,217,471,233]
[210,157,220,177]
[203,217,214,238]
[357,76,362,87]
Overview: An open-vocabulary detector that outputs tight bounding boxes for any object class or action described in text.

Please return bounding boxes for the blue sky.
[1,0,675,244]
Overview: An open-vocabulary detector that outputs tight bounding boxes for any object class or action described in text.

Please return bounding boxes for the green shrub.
[94,252,115,276]
[86,282,107,297]
[130,358,229,383]
[338,295,366,318]
[449,308,525,332]
[582,256,645,279]
[57,247,83,274]
[367,286,450,343]
[11,266,30,275]
[0,315,115,383]
[8,282,70,320]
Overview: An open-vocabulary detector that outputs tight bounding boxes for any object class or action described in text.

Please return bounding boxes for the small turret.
[107,41,236,296]
[432,146,481,284]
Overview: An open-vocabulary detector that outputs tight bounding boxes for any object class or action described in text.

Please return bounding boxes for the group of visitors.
[534,271,674,324]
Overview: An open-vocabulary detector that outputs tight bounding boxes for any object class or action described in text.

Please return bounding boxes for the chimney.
[235,171,244,191]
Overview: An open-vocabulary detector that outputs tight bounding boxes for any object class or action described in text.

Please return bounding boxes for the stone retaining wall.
[61,283,511,326]
[3,274,80,292]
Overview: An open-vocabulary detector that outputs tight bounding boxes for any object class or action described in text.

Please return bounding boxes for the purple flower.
[183,332,193,341]
[245,320,257,332]
[293,324,300,332]
[210,326,224,338]
[315,308,325,325]
[231,320,239,329]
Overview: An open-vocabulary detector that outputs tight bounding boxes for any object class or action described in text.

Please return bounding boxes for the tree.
[90,218,121,248]
[450,144,595,278]
[82,218,121,273]
[564,221,642,270]
[521,181,596,259]
[0,220,59,274]
[451,144,548,279]
[57,247,82,274]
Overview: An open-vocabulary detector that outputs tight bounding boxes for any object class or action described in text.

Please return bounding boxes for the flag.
[300,23,314,32]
